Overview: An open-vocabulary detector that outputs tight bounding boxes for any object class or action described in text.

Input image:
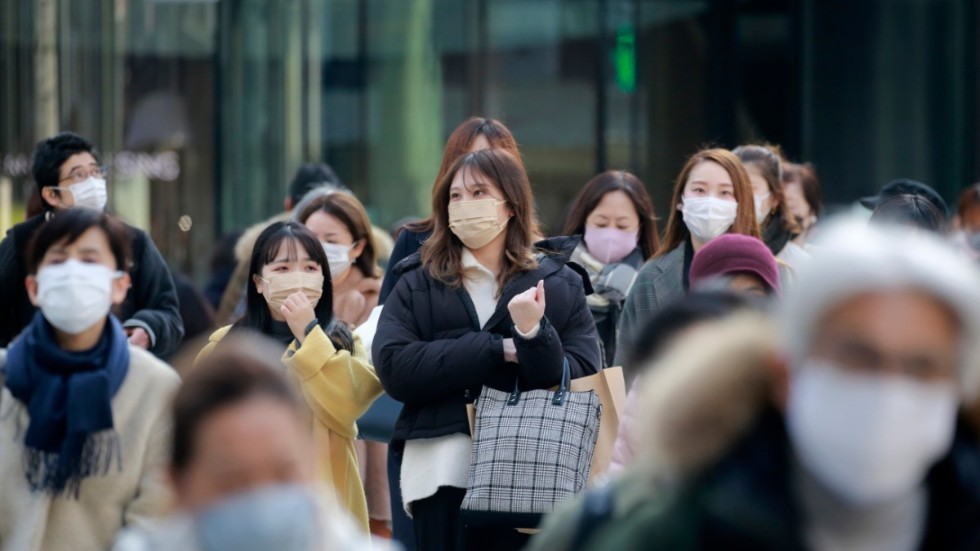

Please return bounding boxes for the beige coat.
[0,347,181,551]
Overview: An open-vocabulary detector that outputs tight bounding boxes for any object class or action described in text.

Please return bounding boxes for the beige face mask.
[257,271,324,313]
[448,198,508,250]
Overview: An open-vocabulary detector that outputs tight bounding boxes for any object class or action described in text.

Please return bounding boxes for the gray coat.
[612,245,686,368]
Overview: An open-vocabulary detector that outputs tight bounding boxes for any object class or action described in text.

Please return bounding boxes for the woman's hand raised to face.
[281,291,317,344]
[507,280,546,336]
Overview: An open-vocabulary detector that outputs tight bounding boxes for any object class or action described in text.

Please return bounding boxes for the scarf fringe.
[23,429,123,498]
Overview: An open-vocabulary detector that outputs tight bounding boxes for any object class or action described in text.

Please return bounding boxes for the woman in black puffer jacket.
[374,149,600,551]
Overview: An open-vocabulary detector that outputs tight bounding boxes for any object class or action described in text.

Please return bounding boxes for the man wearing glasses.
[0,132,184,357]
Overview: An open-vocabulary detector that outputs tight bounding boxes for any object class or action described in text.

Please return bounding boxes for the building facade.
[1,0,977,279]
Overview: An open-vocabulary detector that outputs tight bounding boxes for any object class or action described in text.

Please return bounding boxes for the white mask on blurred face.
[786,360,957,507]
[56,177,107,211]
[754,192,772,223]
[35,259,122,334]
[322,242,354,279]
[680,196,738,243]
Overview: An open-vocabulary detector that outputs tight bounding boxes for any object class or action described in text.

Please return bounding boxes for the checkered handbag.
[460,358,602,526]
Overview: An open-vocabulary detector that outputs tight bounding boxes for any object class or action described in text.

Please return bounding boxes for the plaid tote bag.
[460,358,602,527]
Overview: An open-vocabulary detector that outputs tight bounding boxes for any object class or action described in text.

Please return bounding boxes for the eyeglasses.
[58,166,108,185]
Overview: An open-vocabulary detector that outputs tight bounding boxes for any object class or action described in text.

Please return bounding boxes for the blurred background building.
[1,0,977,281]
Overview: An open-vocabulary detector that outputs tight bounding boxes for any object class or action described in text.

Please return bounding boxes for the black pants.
[389,446,416,550]
[411,487,531,551]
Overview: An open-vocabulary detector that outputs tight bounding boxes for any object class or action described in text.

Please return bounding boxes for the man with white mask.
[0,132,183,357]
[0,208,180,550]
[527,219,980,551]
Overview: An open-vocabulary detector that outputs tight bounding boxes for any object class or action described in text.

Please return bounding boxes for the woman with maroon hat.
[689,234,781,298]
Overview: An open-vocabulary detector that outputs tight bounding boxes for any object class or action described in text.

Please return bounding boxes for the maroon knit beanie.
[689,234,781,295]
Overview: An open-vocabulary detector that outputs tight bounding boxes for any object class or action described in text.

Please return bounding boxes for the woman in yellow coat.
[197,221,382,532]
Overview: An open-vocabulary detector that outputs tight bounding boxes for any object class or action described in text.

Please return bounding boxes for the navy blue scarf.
[4,312,130,496]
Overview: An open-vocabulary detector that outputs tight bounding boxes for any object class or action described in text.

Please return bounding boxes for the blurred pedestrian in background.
[532,219,980,551]
[374,149,600,550]
[562,170,659,367]
[203,229,244,310]
[295,189,392,538]
[115,336,377,551]
[781,161,822,247]
[215,163,344,323]
[0,209,180,550]
[614,148,760,367]
[732,145,809,284]
[861,178,950,225]
[869,193,950,234]
[688,233,781,298]
[296,189,382,327]
[197,221,382,532]
[0,132,183,357]
[952,183,980,260]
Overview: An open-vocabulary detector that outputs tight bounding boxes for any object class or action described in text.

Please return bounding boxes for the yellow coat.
[197,324,383,533]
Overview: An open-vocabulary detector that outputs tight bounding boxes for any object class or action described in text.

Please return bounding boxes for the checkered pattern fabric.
[461,385,602,515]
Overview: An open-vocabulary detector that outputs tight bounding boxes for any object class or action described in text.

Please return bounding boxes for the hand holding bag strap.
[507,357,570,407]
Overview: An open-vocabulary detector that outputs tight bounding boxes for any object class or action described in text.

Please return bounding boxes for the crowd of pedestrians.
[2,121,980,551]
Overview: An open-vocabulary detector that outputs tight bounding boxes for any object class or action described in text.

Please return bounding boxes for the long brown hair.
[408,117,522,234]
[296,190,379,278]
[562,170,660,260]
[421,149,538,289]
[732,145,800,234]
[658,148,760,257]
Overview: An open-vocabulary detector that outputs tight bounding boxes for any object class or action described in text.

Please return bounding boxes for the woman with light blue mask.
[114,335,380,551]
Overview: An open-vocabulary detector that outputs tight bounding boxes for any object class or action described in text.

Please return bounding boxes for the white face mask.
[55,177,108,211]
[322,242,355,279]
[680,196,738,243]
[787,360,957,507]
[754,192,772,223]
[35,259,122,334]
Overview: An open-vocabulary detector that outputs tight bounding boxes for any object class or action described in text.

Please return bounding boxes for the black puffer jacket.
[374,236,601,444]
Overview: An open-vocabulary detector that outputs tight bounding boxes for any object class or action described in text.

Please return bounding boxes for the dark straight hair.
[27,208,131,274]
[231,221,353,352]
[31,132,101,211]
[562,170,660,260]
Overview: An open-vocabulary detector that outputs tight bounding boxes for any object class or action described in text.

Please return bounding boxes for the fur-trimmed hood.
[636,312,781,479]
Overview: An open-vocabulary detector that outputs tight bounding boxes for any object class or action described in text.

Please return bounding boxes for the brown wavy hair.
[562,170,660,260]
[421,149,538,290]
[295,190,379,278]
[658,148,760,257]
[407,117,522,234]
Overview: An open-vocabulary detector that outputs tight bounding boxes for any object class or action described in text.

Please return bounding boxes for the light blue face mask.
[195,484,320,551]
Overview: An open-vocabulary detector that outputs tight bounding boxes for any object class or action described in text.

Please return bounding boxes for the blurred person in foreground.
[0,209,180,550]
[0,132,183,357]
[606,291,758,476]
[114,335,379,551]
[529,218,980,551]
